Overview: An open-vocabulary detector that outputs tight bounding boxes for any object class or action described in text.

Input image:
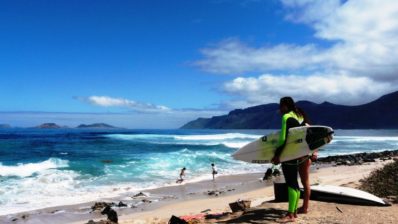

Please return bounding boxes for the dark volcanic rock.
[117,201,127,207]
[91,202,116,211]
[181,90,398,129]
[315,150,398,166]
[132,192,147,198]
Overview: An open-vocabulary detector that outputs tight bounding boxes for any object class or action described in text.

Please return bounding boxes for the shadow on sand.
[218,208,286,223]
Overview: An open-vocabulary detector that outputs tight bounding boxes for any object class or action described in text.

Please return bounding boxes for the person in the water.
[176,167,186,183]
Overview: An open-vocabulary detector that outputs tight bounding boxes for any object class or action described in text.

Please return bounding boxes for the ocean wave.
[222,141,250,148]
[333,136,398,142]
[105,133,258,149]
[0,158,69,178]
[173,133,260,141]
[105,133,260,141]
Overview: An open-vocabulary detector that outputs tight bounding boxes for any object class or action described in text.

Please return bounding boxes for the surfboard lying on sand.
[310,185,389,206]
[232,125,333,163]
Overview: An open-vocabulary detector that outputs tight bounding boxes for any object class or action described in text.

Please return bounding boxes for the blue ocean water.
[0,128,397,215]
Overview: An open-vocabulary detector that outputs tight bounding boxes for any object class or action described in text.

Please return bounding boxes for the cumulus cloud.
[75,96,171,113]
[196,39,325,74]
[195,0,398,106]
[222,73,393,107]
[74,96,228,119]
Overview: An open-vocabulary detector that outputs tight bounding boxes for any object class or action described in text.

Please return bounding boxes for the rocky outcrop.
[315,150,398,166]
[35,123,63,129]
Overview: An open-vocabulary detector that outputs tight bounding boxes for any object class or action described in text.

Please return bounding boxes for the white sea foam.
[222,141,250,148]
[106,133,260,141]
[0,158,69,177]
[0,167,146,216]
[333,136,398,142]
[173,133,260,141]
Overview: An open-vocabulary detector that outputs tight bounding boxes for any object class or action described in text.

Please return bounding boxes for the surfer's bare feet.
[297,207,308,214]
[276,214,295,223]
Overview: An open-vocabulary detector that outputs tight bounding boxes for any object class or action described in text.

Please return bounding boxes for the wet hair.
[183,167,186,170]
[280,97,310,124]
[211,163,214,166]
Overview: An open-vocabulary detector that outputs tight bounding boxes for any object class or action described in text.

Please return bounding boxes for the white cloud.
[281,0,342,24]
[223,73,394,107]
[195,0,398,106]
[76,96,171,113]
[196,39,325,74]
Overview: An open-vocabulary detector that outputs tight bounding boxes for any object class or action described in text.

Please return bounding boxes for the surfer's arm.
[273,117,298,159]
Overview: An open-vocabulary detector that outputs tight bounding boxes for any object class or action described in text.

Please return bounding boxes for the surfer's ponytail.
[279,97,307,122]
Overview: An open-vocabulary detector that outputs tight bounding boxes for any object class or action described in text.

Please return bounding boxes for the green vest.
[278,111,304,146]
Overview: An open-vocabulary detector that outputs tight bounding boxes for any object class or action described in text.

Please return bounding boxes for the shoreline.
[2,150,397,224]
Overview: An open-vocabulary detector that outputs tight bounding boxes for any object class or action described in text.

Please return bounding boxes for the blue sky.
[1,0,398,128]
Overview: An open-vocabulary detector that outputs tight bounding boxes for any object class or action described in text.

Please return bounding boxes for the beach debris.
[180,214,206,222]
[201,208,211,213]
[86,220,116,224]
[205,212,231,220]
[91,202,116,211]
[207,190,224,196]
[273,168,281,176]
[263,167,281,180]
[263,168,273,180]
[336,206,343,213]
[117,201,127,207]
[168,215,188,224]
[229,199,251,213]
[142,199,152,203]
[101,205,118,223]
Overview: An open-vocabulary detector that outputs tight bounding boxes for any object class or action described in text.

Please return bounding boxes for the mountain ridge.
[181,91,398,129]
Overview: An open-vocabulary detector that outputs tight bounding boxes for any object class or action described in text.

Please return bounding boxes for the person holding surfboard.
[271,96,306,222]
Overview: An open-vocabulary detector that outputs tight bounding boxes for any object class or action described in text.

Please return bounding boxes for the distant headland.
[181,90,398,129]
[31,123,121,129]
[0,124,11,128]
[76,123,118,129]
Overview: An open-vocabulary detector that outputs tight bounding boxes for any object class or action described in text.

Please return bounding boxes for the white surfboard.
[310,185,388,206]
[232,125,333,163]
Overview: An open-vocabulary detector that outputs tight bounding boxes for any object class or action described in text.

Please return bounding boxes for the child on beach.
[211,163,218,180]
[176,167,186,183]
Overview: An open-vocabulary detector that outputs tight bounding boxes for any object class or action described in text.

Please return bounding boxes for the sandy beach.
[3,152,397,224]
